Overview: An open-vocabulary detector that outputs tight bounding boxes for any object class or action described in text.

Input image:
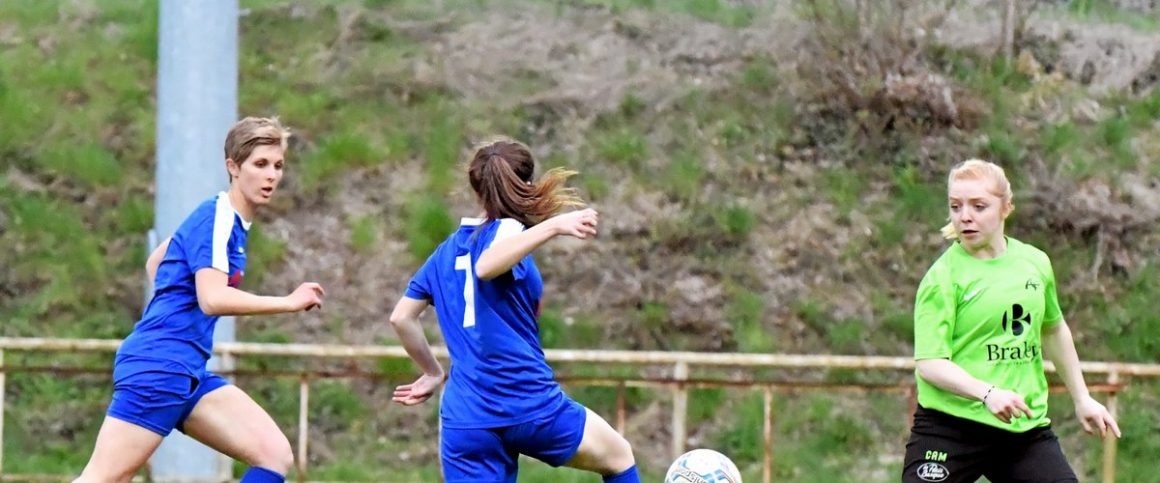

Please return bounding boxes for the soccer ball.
[664,448,742,483]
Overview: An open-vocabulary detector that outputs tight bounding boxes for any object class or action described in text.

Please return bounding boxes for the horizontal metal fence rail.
[1,338,1156,483]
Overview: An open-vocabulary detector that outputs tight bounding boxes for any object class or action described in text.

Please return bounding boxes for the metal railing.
[2,337,1158,483]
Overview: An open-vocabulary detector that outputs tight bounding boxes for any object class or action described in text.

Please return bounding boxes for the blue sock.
[240,466,285,483]
[603,465,639,483]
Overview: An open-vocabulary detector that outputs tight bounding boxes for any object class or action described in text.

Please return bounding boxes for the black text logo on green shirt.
[989,303,1041,362]
[1002,303,1030,336]
[1025,278,1041,291]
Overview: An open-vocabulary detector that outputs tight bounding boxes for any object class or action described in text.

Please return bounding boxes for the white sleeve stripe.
[489,218,524,247]
[211,193,234,272]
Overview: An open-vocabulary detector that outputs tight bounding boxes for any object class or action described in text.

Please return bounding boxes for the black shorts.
[901,406,1077,483]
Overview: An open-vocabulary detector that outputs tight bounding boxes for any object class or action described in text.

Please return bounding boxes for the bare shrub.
[794,0,986,143]
[1022,159,1160,281]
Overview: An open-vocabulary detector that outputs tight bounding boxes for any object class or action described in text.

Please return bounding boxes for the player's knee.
[606,433,635,472]
[251,432,294,474]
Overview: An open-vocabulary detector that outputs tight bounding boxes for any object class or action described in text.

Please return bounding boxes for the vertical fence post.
[763,386,773,483]
[0,349,5,477]
[298,375,310,483]
[616,381,626,435]
[1102,370,1120,483]
[905,384,917,433]
[671,361,688,460]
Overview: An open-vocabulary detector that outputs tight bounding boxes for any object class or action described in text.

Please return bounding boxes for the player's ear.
[226,158,240,181]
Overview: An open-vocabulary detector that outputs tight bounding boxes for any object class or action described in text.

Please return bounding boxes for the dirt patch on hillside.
[433,5,797,116]
[937,2,1160,93]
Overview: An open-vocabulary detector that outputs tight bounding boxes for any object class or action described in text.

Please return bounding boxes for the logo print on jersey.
[989,304,1040,361]
[228,269,244,288]
[916,462,949,482]
[1002,303,1030,336]
[1024,278,1040,290]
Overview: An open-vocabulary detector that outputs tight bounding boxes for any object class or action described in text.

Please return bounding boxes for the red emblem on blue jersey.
[228,269,244,287]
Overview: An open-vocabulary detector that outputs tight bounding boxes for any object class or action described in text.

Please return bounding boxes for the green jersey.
[913,237,1063,432]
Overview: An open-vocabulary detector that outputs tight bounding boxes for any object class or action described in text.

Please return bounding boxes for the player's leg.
[74,371,194,483]
[564,406,638,482]
[73,417,164,483]
[508,398,637,482]
[179,374,293,482]
[983,426,1077,483]
[441,425,518,483]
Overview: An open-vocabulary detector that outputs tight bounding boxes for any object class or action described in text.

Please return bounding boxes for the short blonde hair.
[940,159,1014,239]
[224,116,290,164]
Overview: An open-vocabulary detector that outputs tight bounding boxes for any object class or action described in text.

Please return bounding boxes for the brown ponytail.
[468,137,584,227]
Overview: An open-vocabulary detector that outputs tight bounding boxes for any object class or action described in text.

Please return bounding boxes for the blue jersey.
[117,192,250,378]
[405,217,565,429]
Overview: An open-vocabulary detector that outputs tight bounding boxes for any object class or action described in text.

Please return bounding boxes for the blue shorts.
[441,398,588,483]
[107,369,230,437]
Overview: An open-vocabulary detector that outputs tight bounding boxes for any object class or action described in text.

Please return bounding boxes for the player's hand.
[548,208,598,240]
[286,282,325,312]
[984,388,1033,424]
[1075,395,1121,439]
[393,373,445,406]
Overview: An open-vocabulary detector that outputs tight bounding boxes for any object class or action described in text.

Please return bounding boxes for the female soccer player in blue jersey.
[74,117,325,483]
[902,159,1119,483]
[388,137,640,483]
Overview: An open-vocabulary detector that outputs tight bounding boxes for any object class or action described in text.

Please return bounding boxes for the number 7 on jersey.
[455,255,476,327]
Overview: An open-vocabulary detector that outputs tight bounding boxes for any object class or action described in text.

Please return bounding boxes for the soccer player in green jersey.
[901,159,1120,483]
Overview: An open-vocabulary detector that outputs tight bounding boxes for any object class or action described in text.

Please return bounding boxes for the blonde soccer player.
[902,159,1119,483]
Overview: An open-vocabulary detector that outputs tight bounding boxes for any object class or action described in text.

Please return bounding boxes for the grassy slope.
[1,0,1159,481]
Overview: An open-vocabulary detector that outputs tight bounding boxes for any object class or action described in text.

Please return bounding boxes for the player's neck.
[227,188,255,224]
[963,234,1007,260]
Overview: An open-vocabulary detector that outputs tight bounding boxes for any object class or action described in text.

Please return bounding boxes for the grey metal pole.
[151,1,238,480]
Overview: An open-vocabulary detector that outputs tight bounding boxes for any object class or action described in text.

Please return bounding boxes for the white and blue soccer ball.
[664,448,743,483]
